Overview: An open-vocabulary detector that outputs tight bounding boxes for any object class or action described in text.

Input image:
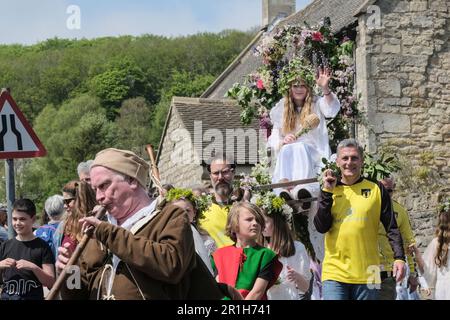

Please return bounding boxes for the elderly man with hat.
[56,148,223,300]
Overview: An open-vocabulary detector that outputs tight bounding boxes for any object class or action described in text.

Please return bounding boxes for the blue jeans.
[322,280,380,300]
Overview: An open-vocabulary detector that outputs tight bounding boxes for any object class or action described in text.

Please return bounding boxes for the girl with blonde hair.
[211,201,281,300]
[268,61,340,203]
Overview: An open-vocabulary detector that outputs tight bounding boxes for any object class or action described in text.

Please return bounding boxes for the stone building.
[156,97,262,189]
[157,0,449,247]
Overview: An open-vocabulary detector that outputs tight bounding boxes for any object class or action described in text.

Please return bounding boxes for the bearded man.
[198,153,238,248]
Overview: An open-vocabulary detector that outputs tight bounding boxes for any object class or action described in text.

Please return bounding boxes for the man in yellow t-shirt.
[314,139,406,300]
[378,177,417,300]
[198,153,236,248]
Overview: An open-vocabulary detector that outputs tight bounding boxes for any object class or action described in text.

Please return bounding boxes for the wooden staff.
[145,144,163,192]
[46,206,107,300]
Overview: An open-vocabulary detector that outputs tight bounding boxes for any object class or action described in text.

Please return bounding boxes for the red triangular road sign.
[0,90,47,159]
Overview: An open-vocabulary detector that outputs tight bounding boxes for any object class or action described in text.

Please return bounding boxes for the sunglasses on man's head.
[63,198,75,205]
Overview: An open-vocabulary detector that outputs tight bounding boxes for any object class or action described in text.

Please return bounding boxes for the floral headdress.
[277,57,316,96]
[226,17,360,151]
[251,192,293,227]
[166,187,212,215]
[166,188,195,203]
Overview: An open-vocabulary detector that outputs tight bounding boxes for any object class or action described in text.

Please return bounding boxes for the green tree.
[165,70,215,98]
[115,97,153,157]
[90,58,149,120]
[17,95,118,204]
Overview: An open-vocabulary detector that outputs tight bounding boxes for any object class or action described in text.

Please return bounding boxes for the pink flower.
[312,31,323,42]
[256,79,265,90]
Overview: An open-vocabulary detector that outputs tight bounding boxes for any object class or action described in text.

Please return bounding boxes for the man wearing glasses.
[378,177,418,300]
[198,153,237,248]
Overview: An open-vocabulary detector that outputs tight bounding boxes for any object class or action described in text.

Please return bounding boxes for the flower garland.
[226,17,360,146]
[166,188,212,214]
[251,191,293,226]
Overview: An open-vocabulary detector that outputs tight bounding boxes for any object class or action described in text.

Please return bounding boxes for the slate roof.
[157,97,263,166]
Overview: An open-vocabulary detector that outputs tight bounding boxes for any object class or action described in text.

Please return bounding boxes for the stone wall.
[355,0,449,248]
[157,106,204,188]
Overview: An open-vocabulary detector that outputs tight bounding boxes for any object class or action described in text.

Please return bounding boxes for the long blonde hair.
[62,180,97,241]
[282,83,313,136]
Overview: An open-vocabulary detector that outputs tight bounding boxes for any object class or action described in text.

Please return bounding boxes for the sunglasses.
[63,198,75,205]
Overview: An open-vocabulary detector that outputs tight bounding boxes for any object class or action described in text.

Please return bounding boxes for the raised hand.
[316,67,332,89]
[322,169,337,190]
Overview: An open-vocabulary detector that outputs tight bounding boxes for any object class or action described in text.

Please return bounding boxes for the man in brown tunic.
[56,148,222,300]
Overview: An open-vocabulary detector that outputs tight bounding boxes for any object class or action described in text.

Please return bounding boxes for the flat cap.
[92,148,149,187]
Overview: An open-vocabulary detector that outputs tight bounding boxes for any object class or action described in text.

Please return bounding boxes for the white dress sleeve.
[421,237,438,288]
[293,241,312,294]
[316,93,340,118]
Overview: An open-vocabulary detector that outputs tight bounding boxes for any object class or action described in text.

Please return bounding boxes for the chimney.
[262,0,296,27]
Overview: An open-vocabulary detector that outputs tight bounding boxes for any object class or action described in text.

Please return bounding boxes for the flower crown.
[251,192,293,225]
[166,188,195,203]
[166,188,212,215]
[277,57,316,96]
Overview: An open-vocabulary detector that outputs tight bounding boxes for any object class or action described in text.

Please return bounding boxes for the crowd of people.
[0,70,448,301]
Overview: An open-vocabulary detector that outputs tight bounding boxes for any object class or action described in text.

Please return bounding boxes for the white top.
[421,237,450,300]
[267,241,312,300]
[267,94,340,160]
[191,224,215,275]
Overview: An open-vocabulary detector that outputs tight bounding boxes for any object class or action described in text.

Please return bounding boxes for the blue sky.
[0,0,311,45]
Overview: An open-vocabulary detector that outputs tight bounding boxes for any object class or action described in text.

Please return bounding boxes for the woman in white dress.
[267,66,340,202]
[413,206,450,300]
[262,206,312,300]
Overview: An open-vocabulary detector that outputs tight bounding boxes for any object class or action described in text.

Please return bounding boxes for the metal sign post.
[5,159,15,239]
[0,88,47,239]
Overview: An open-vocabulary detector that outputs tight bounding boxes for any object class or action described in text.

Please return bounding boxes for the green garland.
[166,188,213,216]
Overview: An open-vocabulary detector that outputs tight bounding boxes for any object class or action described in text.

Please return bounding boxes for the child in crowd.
[211,201,281,300]
[166,188,216,275]
[0,199,55,300]
[258,193,312,300]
